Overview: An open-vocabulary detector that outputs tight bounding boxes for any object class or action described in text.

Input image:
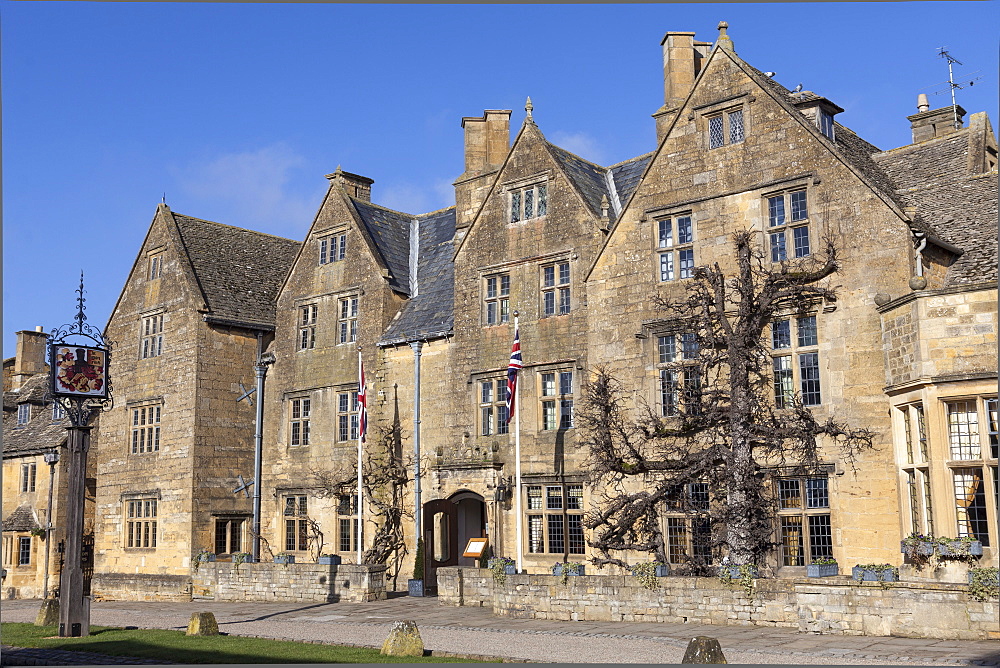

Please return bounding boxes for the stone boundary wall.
[192,562,387,603]
[437,567,999,641]
[92,573,192,602]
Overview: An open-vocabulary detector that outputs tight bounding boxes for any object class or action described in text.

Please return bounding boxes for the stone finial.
[380,620,424,657]
[525,96,533,119]
[716,21,734,51]
[186,611,219,636]
[682,636,728,664]
[600,195,610,222]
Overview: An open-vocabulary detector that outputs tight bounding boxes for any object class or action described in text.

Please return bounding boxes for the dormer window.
[17,404,30,425]
[818,109,835,140]
[792,94,842,142]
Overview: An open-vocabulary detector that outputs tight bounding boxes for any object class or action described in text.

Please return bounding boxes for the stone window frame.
[482,272,511,327]
[130,402,162,455]
[288,396,312,447]
[20,462,37,493]
[146,246,166,281]
[764,186,812,263]
[774,475,833,567]
[655,212,696,283]
[139,311,165,359]
[17,535,32,565]
[770,313,821,408]
[337,493,359,554]
[538,368,574,432]
[214,515,247,556]
[942,396,998,547]
[298,304,317,351]
[897,402,934,537]
[662,482,713,566]
[16,403,30,425]
[283,494,310,553]
[125,496,158,549]
[319,231,347,265]
[539,259,571,318]
[477,377,509,437]
[818,109,835,140]
[654,327,701,418]
[505,174,549,224]
[524,481,586,556]
[52,401,66,421]
[338,296,359,345]
[336,390,360,443]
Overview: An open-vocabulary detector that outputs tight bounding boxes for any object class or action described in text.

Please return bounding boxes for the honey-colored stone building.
[88,25,997,599]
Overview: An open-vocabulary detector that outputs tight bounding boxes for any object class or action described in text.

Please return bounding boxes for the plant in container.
[232,552,252,571]
[318,554,342,565]
[408,537,425,597]
[719,563,759,599]
[806,558,838,578]
[192,549,216,571]
[630,562,669,590]
[936,535,983,560]
[274,553,295,565]
[852,563,898,587]
[968,567,999,602]
[488,557,516,585]
[900,532,936,566]
[553,561,585,583]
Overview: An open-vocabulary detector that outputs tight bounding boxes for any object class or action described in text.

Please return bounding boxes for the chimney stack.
[907,96,966,144]
[326,167,374,202]
[12,328,48,390]
[454,109,512,234]
[652,31,710,143]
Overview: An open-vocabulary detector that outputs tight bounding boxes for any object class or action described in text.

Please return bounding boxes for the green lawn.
[1,623,496,664]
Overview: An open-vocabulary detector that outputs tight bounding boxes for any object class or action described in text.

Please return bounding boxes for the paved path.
[2,596,998,665]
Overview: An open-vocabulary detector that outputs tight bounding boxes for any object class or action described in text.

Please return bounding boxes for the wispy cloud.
[379,177,456,214]
[548,131,607,165]
[171,143,322,236]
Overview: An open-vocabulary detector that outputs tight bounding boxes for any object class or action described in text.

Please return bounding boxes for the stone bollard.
[380,620,424,657]
[186,612,219,636]
[682,636,727,664]
[35,599,59,626]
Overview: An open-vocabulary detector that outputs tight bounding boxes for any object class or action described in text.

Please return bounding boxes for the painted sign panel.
[51,345,108,398]
[463,538,488,558]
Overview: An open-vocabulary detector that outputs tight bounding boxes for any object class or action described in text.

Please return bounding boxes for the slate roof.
[379,208,457,345]
[873,130,999,286]
[547,143,655,223]
[610,153,654,209]
[172,213,300,329]
[349,200,412,295]
[2,505,40,532]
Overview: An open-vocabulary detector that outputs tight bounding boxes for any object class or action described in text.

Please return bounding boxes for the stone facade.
[437,567,999,640]
[87,24,997,608]
[191,562,386,603]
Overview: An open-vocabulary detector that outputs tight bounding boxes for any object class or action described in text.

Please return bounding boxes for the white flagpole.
[357,349,364,565]
[513,314,523,574]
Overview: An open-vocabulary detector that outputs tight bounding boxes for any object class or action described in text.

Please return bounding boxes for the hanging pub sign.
[51,345,109,399]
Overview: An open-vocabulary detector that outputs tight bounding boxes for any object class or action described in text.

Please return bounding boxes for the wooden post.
[58,425,90,637]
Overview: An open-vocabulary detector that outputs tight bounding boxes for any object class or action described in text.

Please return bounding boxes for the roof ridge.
[608,151,655,169]
[874,127,970,157]
[171,212,300,244]
[546,141,608,172]
[416,205,457,219]
[349,197,416,218]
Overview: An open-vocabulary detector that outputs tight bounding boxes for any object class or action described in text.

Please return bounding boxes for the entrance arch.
[422,490,487,592]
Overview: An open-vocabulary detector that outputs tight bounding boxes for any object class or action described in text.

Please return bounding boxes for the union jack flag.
[506,328,522,423]
[358,359,368,443]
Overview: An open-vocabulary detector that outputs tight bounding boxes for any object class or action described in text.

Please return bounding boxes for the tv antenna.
[925,47,982,129]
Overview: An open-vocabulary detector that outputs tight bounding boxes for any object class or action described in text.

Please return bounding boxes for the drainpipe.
[409,341,423,550]
[913,231,928,277]
[252,334,274,563]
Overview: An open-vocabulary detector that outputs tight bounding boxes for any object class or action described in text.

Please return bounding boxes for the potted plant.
[552,561,585,577]
[806,557,838,578]
[967,567,999,602]
[231,552,252,571]
[30,527,47,539]
[719,563,759,579]
[408,537,425,597]
[937,535,983,559]
[274,552,295,565]
[192,549,216,571]
[318,554,342,565]
[900,532,936,557]
[488,556,517,585]
[631,562,669,590]
[852,563,898,582]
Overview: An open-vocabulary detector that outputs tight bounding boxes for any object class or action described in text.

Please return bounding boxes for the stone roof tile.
[172,213,300,329]
[2,505,40,532]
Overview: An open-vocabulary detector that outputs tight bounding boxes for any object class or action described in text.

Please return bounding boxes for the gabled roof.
[2,505,40,532]
[349,199,413,295]
[610,153,655,207]
[873,129,999,286]
[3,400,70,458]
[545,143,655,224]
[380,207,457,345]
[171,212,300,329]
[7,373,49,405]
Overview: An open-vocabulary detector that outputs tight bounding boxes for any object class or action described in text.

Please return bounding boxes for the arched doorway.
[422,490,487,592]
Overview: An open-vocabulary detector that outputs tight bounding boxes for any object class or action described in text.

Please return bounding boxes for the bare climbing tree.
[580,231,875,570]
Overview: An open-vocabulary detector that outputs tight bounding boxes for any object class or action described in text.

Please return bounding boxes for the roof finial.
[162,192,166,205]
[716,20,734,52]
[525,96,533,120]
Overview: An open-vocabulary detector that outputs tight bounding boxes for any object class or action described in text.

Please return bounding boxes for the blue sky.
[3,2,998,357]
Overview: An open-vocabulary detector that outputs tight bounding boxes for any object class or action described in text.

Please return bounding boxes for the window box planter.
[852,566,898,582]
[197,553,217,563]
[900,540,935,556]
[938,541,983,558]
[719,565,759,579]
[273,555,295,565]
[806,563,839,578]
[651,564,670,577]
[318,555,342,565]
[487,558,516,575]
[552,564,585,576]
[408,579,424,597]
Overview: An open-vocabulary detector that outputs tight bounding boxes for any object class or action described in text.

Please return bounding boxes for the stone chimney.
[326,167,374,202]
[652,31,710,143]
[907,96,966,144]
[454,109,512,233]
[12,328,48,390]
